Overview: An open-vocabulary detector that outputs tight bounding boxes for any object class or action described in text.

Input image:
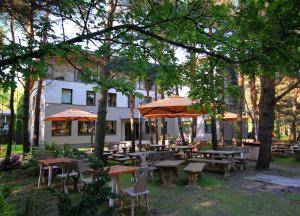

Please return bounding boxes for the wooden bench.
[184,163,205,188]
[233,156,246,170]
[111,157,131,165]
[188,158,231,177]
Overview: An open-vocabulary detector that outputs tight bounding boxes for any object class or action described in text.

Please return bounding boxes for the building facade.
[29,60,247,147]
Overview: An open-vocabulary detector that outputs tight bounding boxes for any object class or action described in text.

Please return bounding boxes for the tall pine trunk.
[22,3,34,154]
[256,76,275,170]
[94,0,114,160]
[129,94,135,152]
[154,83,159,144]
[33,12,48,148]
[32,79,42,147]
[160,88,166,145]
[95,88,108,159]
[146,78,154,144]
[249,76,259,140]
[6,16,16,159]
[175,86,185,145]
[211,116,218,150]
[291,88,298,144]
[236,73,244,146]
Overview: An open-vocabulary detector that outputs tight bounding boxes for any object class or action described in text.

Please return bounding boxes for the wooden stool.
[184,163,205,188]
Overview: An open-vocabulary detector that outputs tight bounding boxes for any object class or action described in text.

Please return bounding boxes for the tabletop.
[200,150,241,155]
[184,163,206,172]
[126,151,154,157]
[85,165,137,176]
[172,146,193,149]
[38,158,78,166]
[154,160,184,168]
[150,144,165,147]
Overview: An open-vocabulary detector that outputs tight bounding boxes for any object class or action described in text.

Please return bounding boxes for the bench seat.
[188,158,230,177]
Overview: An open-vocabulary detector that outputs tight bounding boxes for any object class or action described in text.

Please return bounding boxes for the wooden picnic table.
[154,160,184,186]
[149,144,167,151]
[171,146,193,159]
[37,157,78,187]
[126,151,154,166]
[199,150,241,171]
[85,165,138,206]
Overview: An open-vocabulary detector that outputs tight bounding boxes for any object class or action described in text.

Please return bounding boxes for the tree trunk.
[94,0,114,160]
[145,78,154,144]
[236,73,244,146]
[249,76,259,141]
[22,2,35,154]
[33,12,48,149]
[95,88,108,159]
[154,83,159,144]
[129,95,135,152]
[211,116,218,150]
[256,76,275,170]
[160,88,166,145]
[6,16,16,159]
[32,79,42,148]
[175,86,185,145]
[291,88,298,144]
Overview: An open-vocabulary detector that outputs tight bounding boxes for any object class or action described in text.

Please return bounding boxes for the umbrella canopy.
[138,95,205,118]
[217,112,248,121]
[44,108,97,121]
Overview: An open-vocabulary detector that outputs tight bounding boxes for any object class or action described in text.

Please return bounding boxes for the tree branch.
[275,80,300,103]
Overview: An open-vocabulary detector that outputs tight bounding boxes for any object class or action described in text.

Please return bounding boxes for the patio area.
[1,152,300,216]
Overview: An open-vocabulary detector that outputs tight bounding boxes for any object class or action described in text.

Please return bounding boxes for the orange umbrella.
[217,112,248,121]
[138,95,205,118]
[44,108,97,121]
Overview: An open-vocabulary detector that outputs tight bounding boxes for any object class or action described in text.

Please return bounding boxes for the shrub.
[0,155,22,171]
[22,151,40,176]
[55,156,115,216]
[0,196,17,216]
[1,185,13,198]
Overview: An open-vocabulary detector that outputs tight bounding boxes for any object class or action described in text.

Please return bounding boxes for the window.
[62,89,72,104]
[78,121,95,135]
[52,121,72,136]
[204,120,212,133]
[127,95,135,108]
[105,121,117,134]
[108,93,117,107]
[86,91,96,106]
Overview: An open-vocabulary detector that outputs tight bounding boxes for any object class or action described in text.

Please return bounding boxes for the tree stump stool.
[184,163,205,188]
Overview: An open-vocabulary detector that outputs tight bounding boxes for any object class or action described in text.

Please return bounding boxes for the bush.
[0,196,17,216]
[1,185,13,198]
[55,156,115,216]
[0,155,22,171]
[22,151,40,176]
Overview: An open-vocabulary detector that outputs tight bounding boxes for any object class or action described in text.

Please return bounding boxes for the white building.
[29,59,247,147]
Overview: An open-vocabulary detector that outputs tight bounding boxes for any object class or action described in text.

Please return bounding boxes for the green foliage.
[44,143,87,159]
[0,196,17,216]
[1,185,13,199]
[0,155,22,171]
[22,150,39,176]
[55,157,115,216]
[23,194,37,216]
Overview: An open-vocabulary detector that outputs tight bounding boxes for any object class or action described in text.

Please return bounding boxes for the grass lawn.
[0,144,23,157]
[1,158,300,216]
[272,156,300,167]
